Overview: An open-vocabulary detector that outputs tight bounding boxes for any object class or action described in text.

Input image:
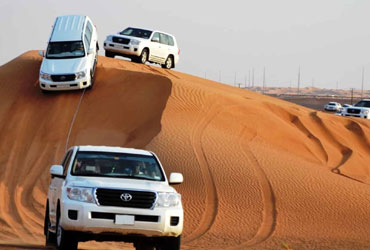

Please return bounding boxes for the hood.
[113,34,147,43]
[40,57,87,75]
[65,176,177,193]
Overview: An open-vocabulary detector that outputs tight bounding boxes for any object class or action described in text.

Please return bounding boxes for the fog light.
[68,210,78,220]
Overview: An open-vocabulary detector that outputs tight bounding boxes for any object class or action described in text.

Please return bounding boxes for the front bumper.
[104,41,141,57]
[60,199,183,238]
[344,113,369,119]
[39,77,91,91]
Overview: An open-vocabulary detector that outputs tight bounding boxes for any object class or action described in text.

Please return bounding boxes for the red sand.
[0,51,370,249]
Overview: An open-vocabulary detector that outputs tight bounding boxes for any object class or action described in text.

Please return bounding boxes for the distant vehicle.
[341,99,370,119]
[39,15,98,92]
[44,145,184,250]
[324,102,342,111]
[104,27,180,69]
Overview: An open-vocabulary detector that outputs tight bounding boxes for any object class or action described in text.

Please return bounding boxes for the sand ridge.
[0,51,370,249]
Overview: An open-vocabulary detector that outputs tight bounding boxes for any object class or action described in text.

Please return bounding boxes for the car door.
[49,150,73,225]
[158,33,170,63]
[149,32,163,63]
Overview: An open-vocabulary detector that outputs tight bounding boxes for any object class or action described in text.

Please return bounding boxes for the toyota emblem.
[120,193,132,202]
[60,76,66,80]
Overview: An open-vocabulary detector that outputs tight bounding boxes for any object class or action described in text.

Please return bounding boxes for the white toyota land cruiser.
[341,99,370,119]
[44,146,184,250]
[104,27,180,69]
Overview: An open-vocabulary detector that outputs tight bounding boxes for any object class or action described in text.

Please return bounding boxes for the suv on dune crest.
[104,27,180,69]
[39,15,98,92]
[341,99,370,119]
[44,146,184,250]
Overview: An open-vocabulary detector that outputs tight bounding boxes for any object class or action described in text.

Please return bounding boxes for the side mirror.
[50,165,64,178]
[38,50,45,57]
[169,173,183,185]
[151,37,159,43]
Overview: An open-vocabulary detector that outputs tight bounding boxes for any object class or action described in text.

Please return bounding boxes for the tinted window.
[159,33,169,45]
[168,35,174,46]
[46,41,85,59]
[120,28,152,39]
[71,151,165,181]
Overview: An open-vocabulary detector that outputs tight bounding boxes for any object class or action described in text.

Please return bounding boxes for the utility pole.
[262,67,266,94]
[244,74,247,88]
[252,68,255,88]
[361,67,365,98]
[297,66,301,95]
[248,69,251,88]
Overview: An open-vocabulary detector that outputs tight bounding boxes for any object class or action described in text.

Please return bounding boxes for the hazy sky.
[1,0,370,90]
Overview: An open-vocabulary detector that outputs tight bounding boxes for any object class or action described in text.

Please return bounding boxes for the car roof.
[75,145,153,156]
[50,15,87,42]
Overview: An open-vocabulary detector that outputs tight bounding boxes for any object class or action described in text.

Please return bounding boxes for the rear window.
[71,151,165,181]
[120,28,152,39]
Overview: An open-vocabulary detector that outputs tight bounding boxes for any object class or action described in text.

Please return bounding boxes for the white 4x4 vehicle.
[44,146,184,250]
[104,27,179,69]
[39,15,98,91]
[341,99,370,119]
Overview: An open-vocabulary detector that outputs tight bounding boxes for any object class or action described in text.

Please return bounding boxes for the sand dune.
[0,51,370,249]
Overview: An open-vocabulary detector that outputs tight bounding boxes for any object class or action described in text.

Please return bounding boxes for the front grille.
[112,37,130,45]
[347,108,361,114]
[51,74,76,82]
[95,188,156,209]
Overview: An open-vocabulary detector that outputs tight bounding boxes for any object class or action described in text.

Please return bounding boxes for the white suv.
[104,27,179,69]
[44,146,184,250]
[39,15,98,91]
[341,99,370,119]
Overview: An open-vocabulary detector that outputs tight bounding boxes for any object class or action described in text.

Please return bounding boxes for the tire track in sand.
[184,103,222,243]
[228,128,277,249]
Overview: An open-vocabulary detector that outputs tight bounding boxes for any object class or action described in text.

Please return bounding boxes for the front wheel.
[158,236,181,250]
[105,50,115,58]
[44,203,56,246]
[139,49,148,64]
[56,212,78,250]
[161,56,173,69]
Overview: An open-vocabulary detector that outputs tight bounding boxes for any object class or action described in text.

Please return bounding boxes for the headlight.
[362,110,369,114]
[106,35,113,42]
[130,39,141,45]
[40,71,51,80]
[155,192,181,208]
[75,71,86,79]
[66,186,95,203]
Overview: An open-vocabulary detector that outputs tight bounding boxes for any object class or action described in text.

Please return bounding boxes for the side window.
[62,151,73,176]
[159,33,169,45]
[84,22,93,49]
[167,35,174,46]
[151,32,160,42]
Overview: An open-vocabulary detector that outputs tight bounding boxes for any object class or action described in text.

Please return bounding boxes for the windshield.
[46,41,85,59]
[119,28,152,39]
[355,101,370,108]
[71,151,165,181]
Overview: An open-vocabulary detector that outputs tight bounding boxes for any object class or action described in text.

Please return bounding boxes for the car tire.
[105,50,115,58]
[158,236,181,250]
[134,242,155,250]
[139,49,148,64]
[161,56,173,69]
[44,203,56,246]
[56,209,78,250]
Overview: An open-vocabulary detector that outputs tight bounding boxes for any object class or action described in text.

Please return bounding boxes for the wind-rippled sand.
[0,51,370,249]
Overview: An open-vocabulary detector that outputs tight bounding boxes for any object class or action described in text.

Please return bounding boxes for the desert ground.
[0,51,370,250]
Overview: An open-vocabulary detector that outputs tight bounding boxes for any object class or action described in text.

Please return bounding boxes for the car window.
[159,33,169,45]
[46,41,85,59]
[151,32,160,42]
[355,101,370,108]
[120,28,152,39]
[85,21,93,48]
[168,35,174,46]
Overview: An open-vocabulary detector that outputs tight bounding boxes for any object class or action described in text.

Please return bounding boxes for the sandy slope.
[0,51,370,250]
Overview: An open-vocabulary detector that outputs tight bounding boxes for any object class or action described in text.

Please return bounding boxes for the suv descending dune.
[341,99,370,119]
[44,146,184,250]
[104,27,180,69]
